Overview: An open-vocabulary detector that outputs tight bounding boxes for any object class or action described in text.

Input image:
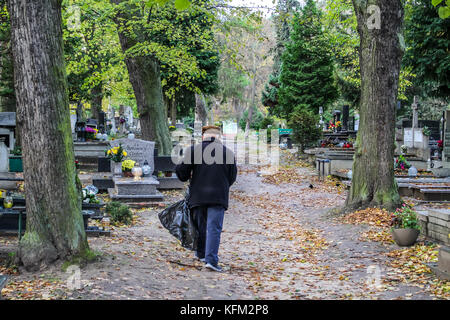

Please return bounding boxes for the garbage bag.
[158,190,198,251]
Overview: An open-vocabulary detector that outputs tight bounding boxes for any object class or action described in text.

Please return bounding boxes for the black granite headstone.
[98,157,111,172]
[342,105,349,131]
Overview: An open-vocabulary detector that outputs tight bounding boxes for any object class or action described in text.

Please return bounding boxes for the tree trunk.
[90,81,103,120]
[346,0,404,211]
[8,0,88,270]
[170,97,176,127]
[112,0,172,155]
[195,93,208,126]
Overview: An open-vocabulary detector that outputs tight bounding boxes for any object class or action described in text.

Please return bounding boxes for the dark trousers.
[192,205,225,267]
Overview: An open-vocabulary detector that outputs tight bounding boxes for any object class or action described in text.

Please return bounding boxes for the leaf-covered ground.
[0,151,449,300]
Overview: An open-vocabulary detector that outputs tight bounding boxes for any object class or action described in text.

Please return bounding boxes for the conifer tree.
[278,0,337,117]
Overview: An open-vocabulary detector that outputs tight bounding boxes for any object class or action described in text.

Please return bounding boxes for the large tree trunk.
[112,0,172,155]
[90,81,103,120]
[8,0,88,270]
[346,0,404,211]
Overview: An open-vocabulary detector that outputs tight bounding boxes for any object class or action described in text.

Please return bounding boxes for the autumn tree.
[346,0,404,210]
[8,0,89,270]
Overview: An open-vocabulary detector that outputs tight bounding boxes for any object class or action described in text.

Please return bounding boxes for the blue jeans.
[193,206,225,267]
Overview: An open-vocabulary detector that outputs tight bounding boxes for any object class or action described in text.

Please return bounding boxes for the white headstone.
[0,141,9,172]
[70,113,77,134]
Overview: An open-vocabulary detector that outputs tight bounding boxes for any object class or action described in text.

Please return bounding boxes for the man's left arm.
[175,146,194,182]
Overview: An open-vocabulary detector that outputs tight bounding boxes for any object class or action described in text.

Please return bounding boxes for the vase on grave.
[111,161,122,176]
[123,171,133,178]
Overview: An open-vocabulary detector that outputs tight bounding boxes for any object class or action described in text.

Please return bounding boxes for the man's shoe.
[195,254,205,263]
[205,263,223,272]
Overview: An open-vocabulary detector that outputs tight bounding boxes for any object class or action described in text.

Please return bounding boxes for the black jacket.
[175,138,237,210]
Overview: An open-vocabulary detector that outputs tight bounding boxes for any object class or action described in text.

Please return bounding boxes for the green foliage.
[287,107,321,151]
[0,1,15,111]
[322,0,360,108]
[157,1,220,100]
[239,107,264,131]
[391,204,420,230]
[62,0,128,109]
[278,0,338,117]
[259,115,275,130]
[404,0,450,99]
[106,201,133,225]
[432,0,450,18]
[10,145,21,156]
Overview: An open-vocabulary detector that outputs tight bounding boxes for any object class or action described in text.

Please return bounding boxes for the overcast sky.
[229,0,278,16]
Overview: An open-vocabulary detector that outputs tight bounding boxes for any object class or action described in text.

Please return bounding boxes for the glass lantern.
[142,160,152,177]
[3,192,13,209]
[131,162,143,181]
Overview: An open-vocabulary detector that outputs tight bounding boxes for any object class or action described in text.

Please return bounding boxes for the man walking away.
[175,126,237,272]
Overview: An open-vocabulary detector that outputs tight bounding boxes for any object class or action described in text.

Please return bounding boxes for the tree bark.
[195,93,208,126]
[112,0,172,155]
[170,97,176,127]
[346,0,404,211]
[90,81,103,120]
[8,0,88,270]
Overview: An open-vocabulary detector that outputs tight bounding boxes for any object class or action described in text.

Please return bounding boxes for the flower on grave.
[438,140,443,151]
[169,125,176,132]
[335,121,342,128]
[105,144,127,163]
[82,185,100,204]
[122,159,135,172]
[395,155,411,171]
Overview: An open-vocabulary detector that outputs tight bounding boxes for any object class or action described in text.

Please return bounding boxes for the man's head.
[202,125,221,140]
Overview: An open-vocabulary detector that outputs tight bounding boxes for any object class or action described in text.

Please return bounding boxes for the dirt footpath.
[0,164,446,300]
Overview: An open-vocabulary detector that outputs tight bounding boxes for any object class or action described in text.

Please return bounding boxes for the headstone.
[124,106,133,127]
[98,157,111,172]
[0,112,16,127]
[354,112,360,131]
[0,141,9,172]
[342,105,349,131]
[194,121,202,139]
[443,110,450,166]
[70,112,77,134]
[109,138,155,173]
[0,112,16,149]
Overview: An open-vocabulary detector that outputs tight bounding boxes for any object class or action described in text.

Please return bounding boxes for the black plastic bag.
[158,189,198,251]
